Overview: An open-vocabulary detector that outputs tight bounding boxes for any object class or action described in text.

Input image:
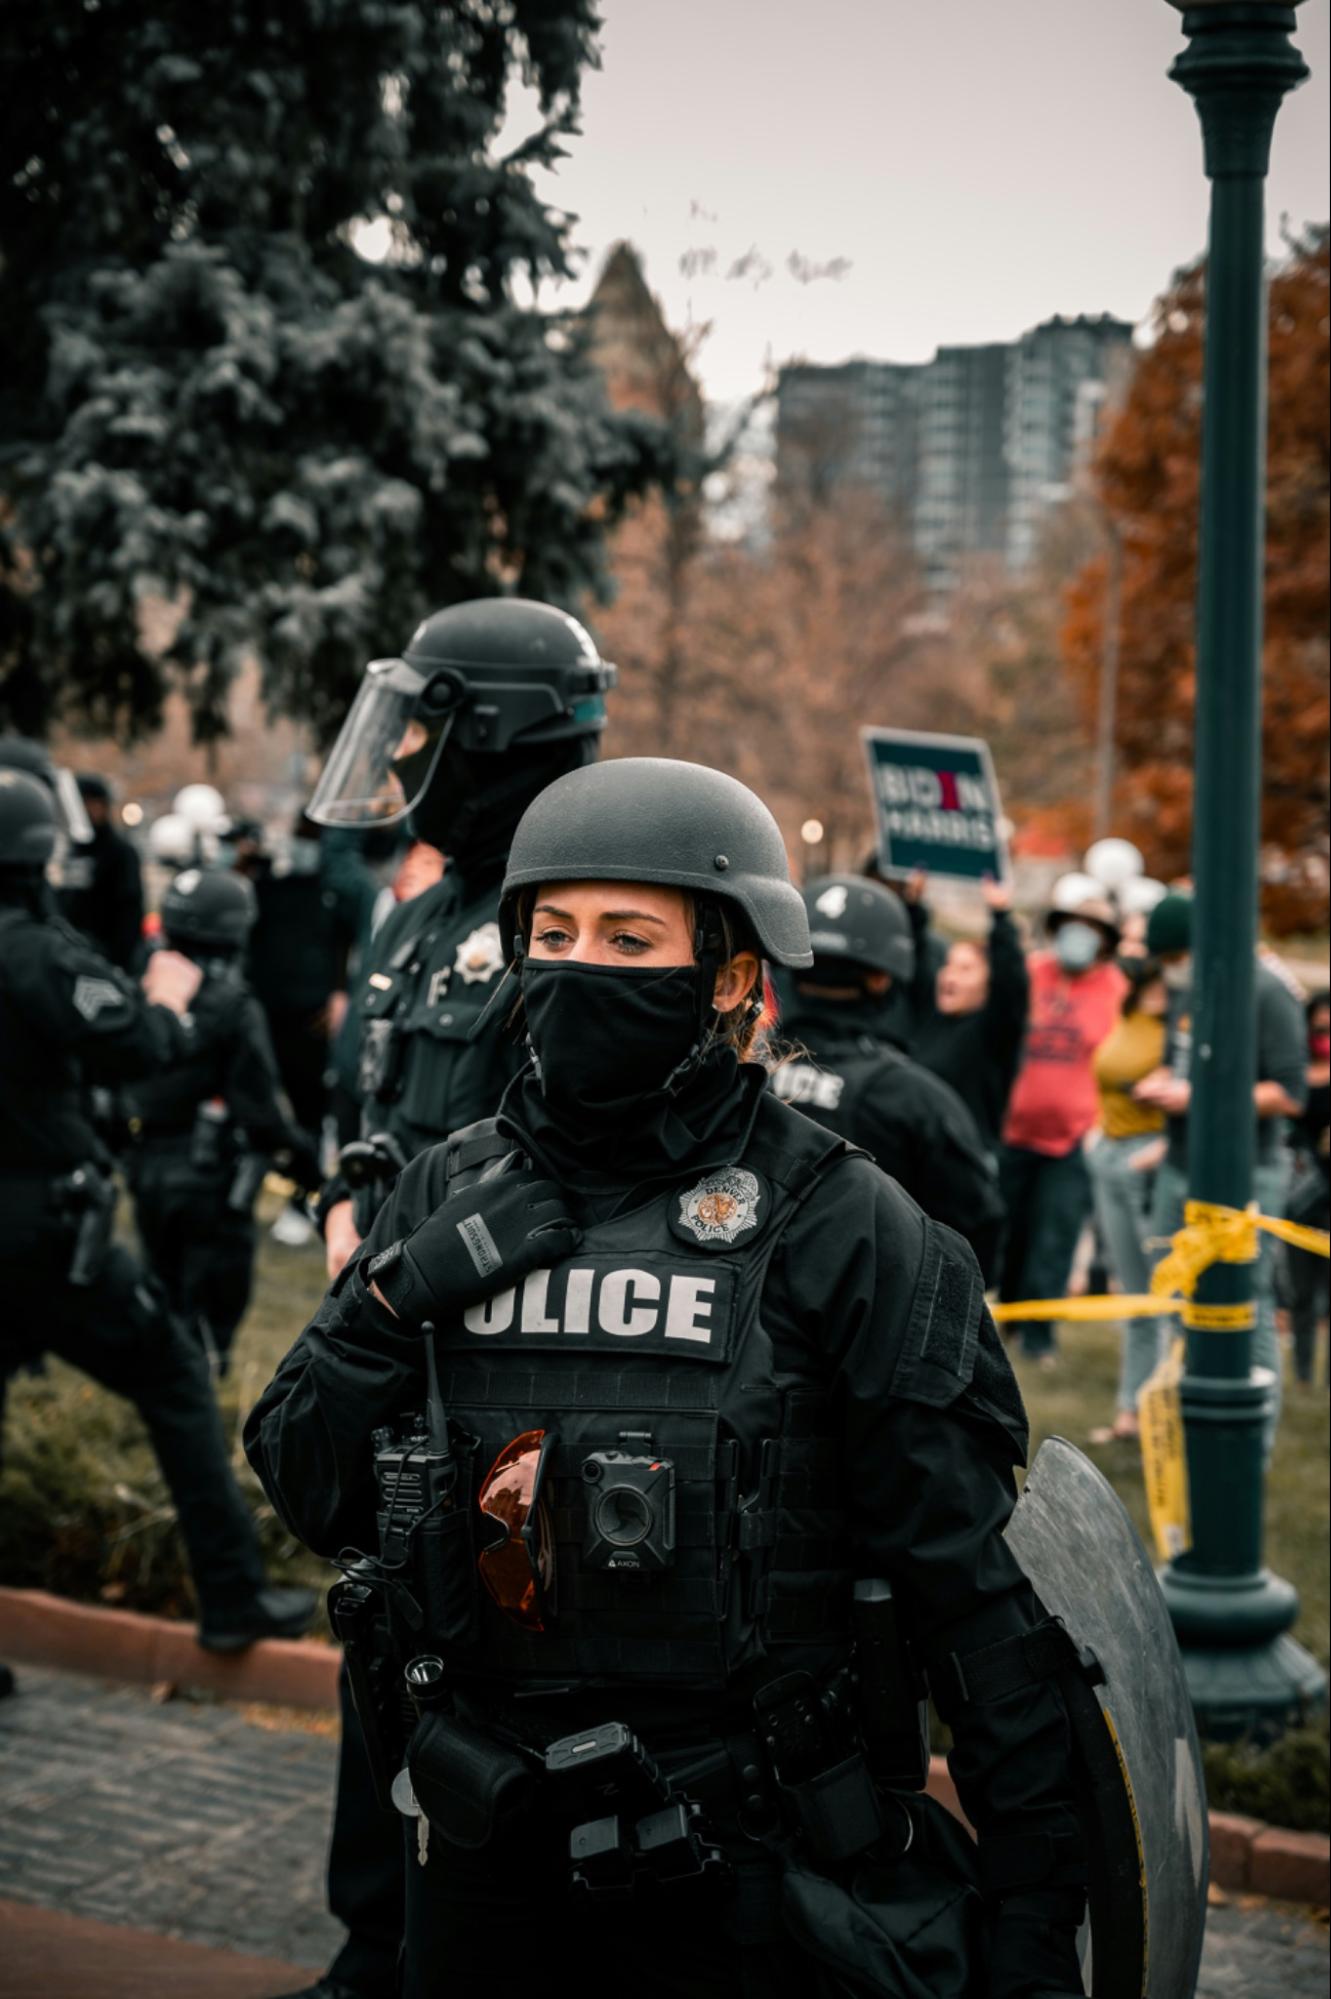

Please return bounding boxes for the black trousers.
[325,1663,404,1996]
[997,1145,1093,1358]
[0,1190,266,1617]
[401,1806,804,1999]
[130,1149,257,1366]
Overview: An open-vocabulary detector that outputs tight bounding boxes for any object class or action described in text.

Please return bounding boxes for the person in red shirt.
[998,892,1127,1362]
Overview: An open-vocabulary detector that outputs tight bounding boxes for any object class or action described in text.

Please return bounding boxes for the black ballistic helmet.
[501,758,812,968]
[161,867,258,951]
[307,598,615,829]
[0,735,94,844]
[801,874,916,982]
[0,768,59,869]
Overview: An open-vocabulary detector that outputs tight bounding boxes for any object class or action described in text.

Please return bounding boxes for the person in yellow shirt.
[1087,960,1168,1442]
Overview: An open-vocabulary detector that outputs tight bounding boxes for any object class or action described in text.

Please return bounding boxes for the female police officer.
[247,760,1087,1999]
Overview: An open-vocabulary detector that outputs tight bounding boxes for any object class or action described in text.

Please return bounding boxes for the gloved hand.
[366,1171,579,1327]
[988,1891,1087,1999]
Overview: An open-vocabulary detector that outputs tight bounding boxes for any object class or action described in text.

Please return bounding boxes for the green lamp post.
[1158,0,1324,1738]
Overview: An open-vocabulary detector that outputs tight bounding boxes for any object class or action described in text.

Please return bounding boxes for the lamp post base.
[1171,1630,1327,1745]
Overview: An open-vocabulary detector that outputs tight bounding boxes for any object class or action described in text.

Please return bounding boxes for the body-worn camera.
[582,1451,676,1571]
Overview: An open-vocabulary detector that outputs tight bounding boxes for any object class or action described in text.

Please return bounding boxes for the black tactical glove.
[365,1172,579,1326]
[275,1133,324,1198]
[988,1891,1087,1999]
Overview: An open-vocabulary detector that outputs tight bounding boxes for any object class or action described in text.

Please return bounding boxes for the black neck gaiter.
[501,959,761,1188]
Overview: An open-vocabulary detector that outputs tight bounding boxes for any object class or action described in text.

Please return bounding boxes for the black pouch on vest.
[784,1753,884,1863]
[415,1506,480,1647]
[407,1709,537,1849]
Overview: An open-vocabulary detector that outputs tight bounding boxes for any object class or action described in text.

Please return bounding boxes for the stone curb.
[3,1587,1328,1903]
[0,1586,337,1711]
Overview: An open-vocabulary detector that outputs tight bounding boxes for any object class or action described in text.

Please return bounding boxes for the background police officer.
[288,596,615,1999]
[125,867,321,1378]
[0,770,315,1650]
[773,873,1006,1279]
[61,771,146,972]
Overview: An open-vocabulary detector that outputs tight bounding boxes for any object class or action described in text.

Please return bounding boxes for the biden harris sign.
[862,727,1009,886]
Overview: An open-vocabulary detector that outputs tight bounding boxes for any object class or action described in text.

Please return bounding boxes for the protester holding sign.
[910,875,1030,1162]
[998,888,1126,1363]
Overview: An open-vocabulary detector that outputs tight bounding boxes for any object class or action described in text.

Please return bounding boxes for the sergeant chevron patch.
[73,974,127,1022]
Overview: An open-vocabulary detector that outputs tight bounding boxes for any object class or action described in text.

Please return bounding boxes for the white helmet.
[1050,870,1103,914]
[1119,876,1168,918]
[1084,838,1144,892]
[148,811,217,869]
[172,782,229,832]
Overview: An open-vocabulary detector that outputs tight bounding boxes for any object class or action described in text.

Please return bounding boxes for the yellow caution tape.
[991,1200,1328,1327]
[989,1201,1329,1565]
[1139,1338,1191,1562]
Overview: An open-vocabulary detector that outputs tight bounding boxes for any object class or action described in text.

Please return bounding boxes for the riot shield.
[1006,1436,1208,1999]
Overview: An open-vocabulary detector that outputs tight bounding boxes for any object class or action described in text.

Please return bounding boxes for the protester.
[910,875,1030,1161]
[998,887,1126,1363]
[1135,892,1307,1443]
[1283,989,1329,1389]
[1086,959,1169,1441]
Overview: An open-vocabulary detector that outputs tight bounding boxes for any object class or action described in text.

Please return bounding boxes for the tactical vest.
[424,1094,857,1695]
[771,1034,886,1138]
[356,877,515,1155]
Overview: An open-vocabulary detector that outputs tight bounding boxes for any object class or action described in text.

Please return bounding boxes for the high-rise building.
[913,343,1010,594]
[775,359,921,522]
[775,311,1134,590]
[1004,314,1135,569]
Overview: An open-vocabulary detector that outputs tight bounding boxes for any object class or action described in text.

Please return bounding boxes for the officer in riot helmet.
[0,734,96,898]
[281,596,614,1999]
[309,597,615,1282]
[124,868,322,1378]
[248,758,1096,1999]
[0,772,315,1650]
[772,873,1006,1279]
[61,772,146,972]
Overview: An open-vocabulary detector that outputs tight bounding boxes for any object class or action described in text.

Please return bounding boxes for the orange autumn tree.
[1062,226,1330,931]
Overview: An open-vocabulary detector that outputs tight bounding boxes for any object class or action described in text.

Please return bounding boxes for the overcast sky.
[522,0,1330,403]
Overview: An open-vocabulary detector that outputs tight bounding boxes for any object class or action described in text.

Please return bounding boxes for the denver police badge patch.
[453,921,504,985]
[671,1166,766,1250]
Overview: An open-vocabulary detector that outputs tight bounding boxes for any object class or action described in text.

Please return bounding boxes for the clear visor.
[55,769,95,845]
[306,658,462,828]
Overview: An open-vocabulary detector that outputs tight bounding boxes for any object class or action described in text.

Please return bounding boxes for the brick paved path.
[0,1663,1326,1996]
[0,1663,339,1972]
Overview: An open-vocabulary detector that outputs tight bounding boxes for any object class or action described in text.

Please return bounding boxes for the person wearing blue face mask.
[997,889,1127,1365]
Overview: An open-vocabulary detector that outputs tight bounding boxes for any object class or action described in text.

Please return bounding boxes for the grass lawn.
[1,1189,1326,1825]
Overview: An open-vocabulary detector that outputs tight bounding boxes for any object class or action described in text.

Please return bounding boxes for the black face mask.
[411,739,593,879]
[520,960,709,1126]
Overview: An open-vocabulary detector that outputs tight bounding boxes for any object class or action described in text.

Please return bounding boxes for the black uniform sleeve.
[243,1144,452,1554]
[859,1067,1006,1282]
[903,896,938,1025]
[772,1160,1083,1884]
[103,834,146,972]
[6,923,193,1078]
[984,909,1030,1056]
[219,992,318,1171]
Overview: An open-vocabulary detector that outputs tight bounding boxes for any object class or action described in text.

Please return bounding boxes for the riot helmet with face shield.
[306,599,615,864]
